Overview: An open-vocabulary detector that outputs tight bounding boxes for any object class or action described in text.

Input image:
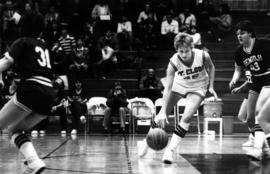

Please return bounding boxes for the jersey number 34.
[35,46,51,69]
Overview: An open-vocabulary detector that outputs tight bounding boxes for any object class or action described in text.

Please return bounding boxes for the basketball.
[146,128,169,151]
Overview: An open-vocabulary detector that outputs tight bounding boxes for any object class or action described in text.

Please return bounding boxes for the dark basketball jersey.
[7,37,53,80]
[234,38,270,77]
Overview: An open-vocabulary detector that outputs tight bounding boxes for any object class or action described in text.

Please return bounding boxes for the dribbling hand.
[154,113,168,128]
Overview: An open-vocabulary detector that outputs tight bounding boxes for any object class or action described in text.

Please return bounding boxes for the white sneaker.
[80,116,86,124]
[242,134,254,147]
[138,139,149,158]
[39,131,45,136]
[162,149,174,164]
[23,158,46,174]
[71,129,77,135]
[246,148,263,161]
[31,130,38,137]
[61,130,66,136]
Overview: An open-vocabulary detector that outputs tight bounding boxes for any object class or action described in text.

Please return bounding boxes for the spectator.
[3,0,21,42]
[51,76,70,136]
[44,5,60,28]
[103,81,129,132]
[57,26,76,57]
[161,13,179,50]
[44,20,61,49]
[95,30,118,79]
[137,3,157,24]
[139,68,162,102]
[178,8,196,32]
[194,0,217,34]
[137,3,158,50]
[188,25,202,47]
[116,15,133,50]
[91,0,112,38]
[68,80,88,135]
[209,3,232,42]
[69,38,89,80]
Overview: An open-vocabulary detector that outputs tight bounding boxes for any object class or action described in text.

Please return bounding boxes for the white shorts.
[171,85,208,98]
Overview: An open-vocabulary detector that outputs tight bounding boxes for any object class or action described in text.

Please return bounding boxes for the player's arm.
[231,80,248,94]
[0,53,14,72]
[229,63,242,90]
[204,51,218,99]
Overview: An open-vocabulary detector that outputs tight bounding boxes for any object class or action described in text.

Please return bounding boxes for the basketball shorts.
[16,80,56,115]
[171,84,208,98]
[250,74,270,93]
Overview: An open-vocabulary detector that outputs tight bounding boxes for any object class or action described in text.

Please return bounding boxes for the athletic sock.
[13,133,39,161]
[254,124,265,149]
[167,122,190,151]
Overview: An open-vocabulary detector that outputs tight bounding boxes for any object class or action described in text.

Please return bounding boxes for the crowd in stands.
[0,0,234,134]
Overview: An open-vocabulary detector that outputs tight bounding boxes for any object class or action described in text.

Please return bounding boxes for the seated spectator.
[194,0,217,34]
[91,0,112,38]
[3,0,21,42]
[51,75,70,136]
[44,5,60,28]
[188,25,202,48]
[209,3,232,42]
[69,38,89,80]
[116,15,133,50]
[95,30,118,79]
[137,2,158,50]
[68,80,88,135]
[139,68,162,102]
[103,81,129,132]
[161,13,179,50]
[178,8,196,32]
[56,26,76,62]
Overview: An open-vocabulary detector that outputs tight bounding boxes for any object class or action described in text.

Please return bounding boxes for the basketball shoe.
[22,157,45,174]
[242,134,254,147]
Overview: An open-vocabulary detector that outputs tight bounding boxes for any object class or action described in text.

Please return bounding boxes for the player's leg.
[239,98,254,146]
[238,98,248,122]
[9,112,47,174]
[247,87,270,160]
[162,92,203,164]
[256,87,270,158]
[0,96,30,130]
[138,91,180,158]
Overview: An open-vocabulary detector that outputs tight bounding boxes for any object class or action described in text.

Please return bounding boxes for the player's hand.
[229,80,236,90]
[208,87,218,100]
[154,113,168,128]
[231,87,241,94]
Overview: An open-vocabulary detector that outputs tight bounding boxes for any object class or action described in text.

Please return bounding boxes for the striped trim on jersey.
[26,76,52,87]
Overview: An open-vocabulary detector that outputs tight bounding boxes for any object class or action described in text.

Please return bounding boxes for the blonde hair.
[174,33,193,50]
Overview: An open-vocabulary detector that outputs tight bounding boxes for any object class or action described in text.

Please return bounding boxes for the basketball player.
[139,33,218,164]
[229,20,270,160]
[0,12,56,173]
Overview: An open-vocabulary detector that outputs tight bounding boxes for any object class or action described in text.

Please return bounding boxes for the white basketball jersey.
[170,48,209,90]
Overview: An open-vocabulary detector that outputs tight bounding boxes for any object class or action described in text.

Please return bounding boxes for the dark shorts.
[16,80,56,115]
[250,74,270,93]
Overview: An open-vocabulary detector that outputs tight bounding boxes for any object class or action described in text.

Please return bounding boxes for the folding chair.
[86,97,107,133]
[129,97,154,133]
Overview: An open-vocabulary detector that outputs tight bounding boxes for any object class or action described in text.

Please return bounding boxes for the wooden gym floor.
[0,133,269,174]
